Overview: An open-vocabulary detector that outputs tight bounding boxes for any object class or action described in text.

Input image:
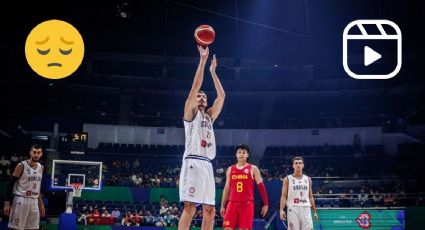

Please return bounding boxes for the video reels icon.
[343,20,402,79]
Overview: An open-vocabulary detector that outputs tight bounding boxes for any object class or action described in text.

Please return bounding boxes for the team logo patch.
[356,212,372,229]
[289,222,294,230]
[14,218,20,224]
[189,187,195,193]
[244,169,249,174]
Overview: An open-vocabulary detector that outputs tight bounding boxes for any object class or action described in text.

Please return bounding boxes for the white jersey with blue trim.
[287,174,311,207]
[183,110,216,160]
[13,160,43,199]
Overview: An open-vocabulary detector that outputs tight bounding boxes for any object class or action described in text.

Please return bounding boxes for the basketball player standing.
[3,144,45,229]
[178,45,225,230]
[221,144,269,230]
[280,156,318,230]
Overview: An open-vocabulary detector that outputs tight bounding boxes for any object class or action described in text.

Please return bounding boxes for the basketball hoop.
[70,183,83,198]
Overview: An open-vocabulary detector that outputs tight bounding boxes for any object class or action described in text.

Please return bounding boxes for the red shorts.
[223,201,254,229]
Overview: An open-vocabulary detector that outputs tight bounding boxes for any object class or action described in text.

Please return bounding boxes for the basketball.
[194,24,215,46]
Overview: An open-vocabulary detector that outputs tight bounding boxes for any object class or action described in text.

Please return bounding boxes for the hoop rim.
[69,183,84,189]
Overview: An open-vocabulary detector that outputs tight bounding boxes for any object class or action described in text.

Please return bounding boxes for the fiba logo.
[356,212,372,229]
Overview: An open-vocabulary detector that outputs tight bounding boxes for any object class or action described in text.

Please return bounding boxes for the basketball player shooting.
[221,144,269,230]
[178,45,225,230]
[3,144,45,230]
[280,156,318,230]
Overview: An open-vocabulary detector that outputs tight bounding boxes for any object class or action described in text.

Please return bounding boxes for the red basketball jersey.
[229,163,254,202]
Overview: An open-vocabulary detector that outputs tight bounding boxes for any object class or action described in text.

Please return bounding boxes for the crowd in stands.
[1,143,424,227]
[10,81,425,132]
[74,196,224,227]
[0,154,28,180]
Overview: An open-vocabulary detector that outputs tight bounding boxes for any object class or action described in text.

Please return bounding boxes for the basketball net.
[70,183,83,198]
[65,183,83,213]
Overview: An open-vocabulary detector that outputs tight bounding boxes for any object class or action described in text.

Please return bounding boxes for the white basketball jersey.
[183,110,216,159]
[13,161,43,199]
[287,174,311,207]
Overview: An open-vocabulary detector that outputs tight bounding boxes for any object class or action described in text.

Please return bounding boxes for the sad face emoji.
[25,19,84,79]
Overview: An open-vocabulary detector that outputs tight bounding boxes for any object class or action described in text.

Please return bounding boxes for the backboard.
[51,159,102,191]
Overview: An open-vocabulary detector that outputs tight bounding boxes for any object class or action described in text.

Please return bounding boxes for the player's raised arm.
[220,167,231,217]
[184,45,209,121]
[252,165,269,217]
[206,54,225,123]
[279,177,289,221]
[309,177,318,222]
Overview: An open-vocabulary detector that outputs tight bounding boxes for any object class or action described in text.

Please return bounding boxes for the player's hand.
[209,54,217,73]
[198,45,209,61]
[3,201,11,217]
[313,212,318,222]
[220,207,225,217]
[40,205,46,217]
[261,205,268,218]
[279,210,286,221]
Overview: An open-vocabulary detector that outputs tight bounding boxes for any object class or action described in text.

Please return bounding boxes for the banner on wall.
[313,209,405,230]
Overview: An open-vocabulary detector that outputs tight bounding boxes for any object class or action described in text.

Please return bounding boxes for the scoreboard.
[70,132,88,154]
